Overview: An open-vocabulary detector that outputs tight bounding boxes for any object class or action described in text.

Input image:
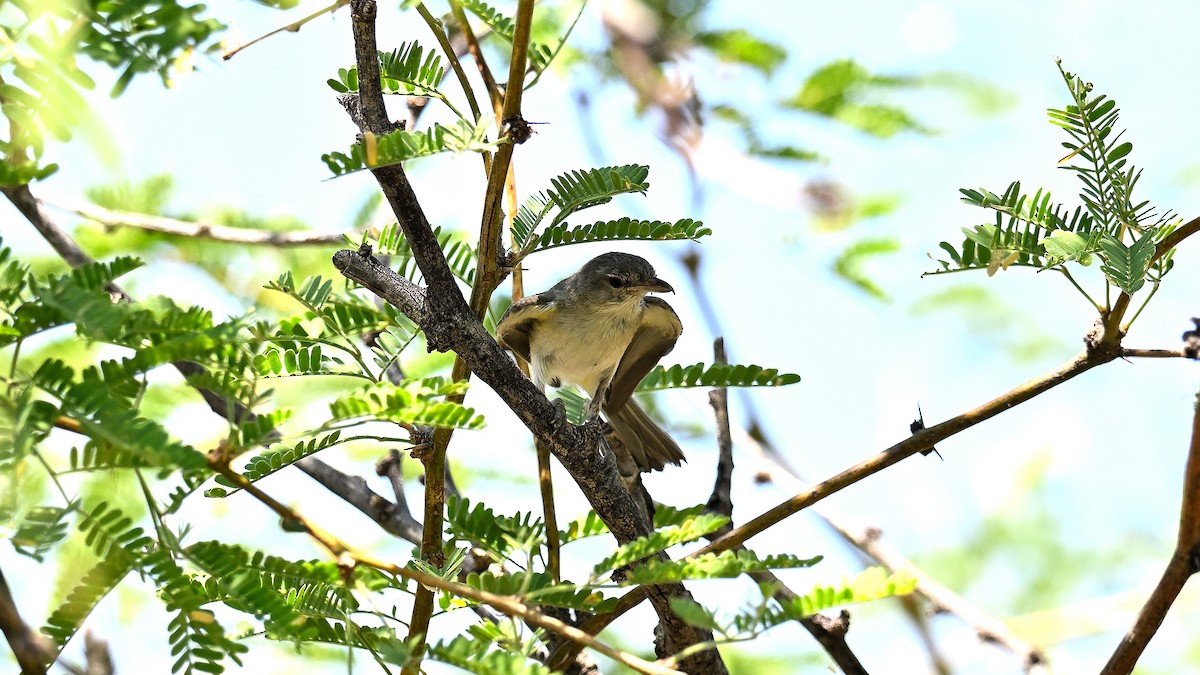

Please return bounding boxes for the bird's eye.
[606,275,623,288]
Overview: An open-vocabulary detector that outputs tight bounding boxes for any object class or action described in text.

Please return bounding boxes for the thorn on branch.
[911,404,942,460]
[1183,318,1200,359]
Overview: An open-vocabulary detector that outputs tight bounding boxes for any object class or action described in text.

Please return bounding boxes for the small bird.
[496,252,685,472]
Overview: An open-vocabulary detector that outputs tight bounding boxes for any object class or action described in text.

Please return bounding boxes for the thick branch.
[340,6,723,670]
[333,249,727,673]
[297,456,424,543]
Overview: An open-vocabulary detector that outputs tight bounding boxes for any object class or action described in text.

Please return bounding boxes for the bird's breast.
[529,300,643,395]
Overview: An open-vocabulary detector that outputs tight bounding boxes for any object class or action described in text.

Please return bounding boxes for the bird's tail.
[604,399,685,472]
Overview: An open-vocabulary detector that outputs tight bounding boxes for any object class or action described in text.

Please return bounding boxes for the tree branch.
[40,194,349,246]
[222,0,350,60]
[692,350,1110,557]
[0,564,52,675]
[735,426,1048,673]
[1101,390,1200,674]
[339,3,725,671]
[333,249,728,673]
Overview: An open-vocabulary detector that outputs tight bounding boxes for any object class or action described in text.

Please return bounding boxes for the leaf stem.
[1058,266,1102,312]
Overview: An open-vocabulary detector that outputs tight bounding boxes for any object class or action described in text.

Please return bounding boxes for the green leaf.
[668,597,722,631]
[636,363,801,392]
[329,379,483,430]
[512,165,652,250]
[462,571,617,613]
[429,635,554,675]
[527,217,710,254]
[456,0,555,71]
[694,29,786,76]
[373,224,477,286]
[1097,231,1155,294]
[322,121,497,176]
[558,510,609,544]
[207,431,344,497]
[780,567,917,619]
[622,550,822,586]
[330,43,445,96]
[592,514,728,576]
[447,497,543,558]
[832,237,900,300]
[1039,230,1091,265]
[785,60,929,138]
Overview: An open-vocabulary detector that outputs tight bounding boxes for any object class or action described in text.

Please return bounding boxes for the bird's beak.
[637,277,674,294]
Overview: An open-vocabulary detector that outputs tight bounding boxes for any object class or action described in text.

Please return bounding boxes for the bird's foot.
[550,398,569,430]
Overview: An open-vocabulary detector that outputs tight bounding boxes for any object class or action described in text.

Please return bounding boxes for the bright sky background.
[4,1,1200,673]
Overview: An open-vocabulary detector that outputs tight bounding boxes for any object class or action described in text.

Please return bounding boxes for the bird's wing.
[604,297,682,411]
[495,290,558,363]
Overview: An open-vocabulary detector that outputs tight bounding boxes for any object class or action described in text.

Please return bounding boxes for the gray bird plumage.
[496,252,685,472]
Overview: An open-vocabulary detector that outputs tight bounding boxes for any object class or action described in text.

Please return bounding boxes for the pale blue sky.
[5,1,1200,673]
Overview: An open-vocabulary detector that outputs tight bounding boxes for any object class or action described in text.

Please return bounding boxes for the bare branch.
[693,350,1112,556]
[222,0,350,60]
[736,426,1048,673]
[0,563,53,674]
[297,456,424,543]
[705,337,734,529]
[41,194,349,246]
[82,632,113,675]
[1101,391,1200,674]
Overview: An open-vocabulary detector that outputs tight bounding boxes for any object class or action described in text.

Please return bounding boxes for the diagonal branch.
[735,428,1048,673]
[333,249,728,673]
[222,0,350,60]
[0,564,52,675]
[692,350,1109,557]
[1101,389,1200,674]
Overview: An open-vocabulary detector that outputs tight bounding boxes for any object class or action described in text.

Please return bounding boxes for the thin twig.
[82,632,113,675]
[448,1,503,115]
[705,337,734,529]
[733,426,1047,673]
[537,440,561,582]
[1119,348,1190,359]
[693,351,1108,556]
[414,3,484,131]
[222,0,350,60]
[1101,390,1200,674]
[41,194,348,246]
[705,338,868,673]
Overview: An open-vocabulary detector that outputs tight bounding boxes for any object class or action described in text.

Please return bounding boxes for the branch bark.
[0,564,52,675]
[1101,390,1200,674]
[40,194,349,246]
[339,2,725,670]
